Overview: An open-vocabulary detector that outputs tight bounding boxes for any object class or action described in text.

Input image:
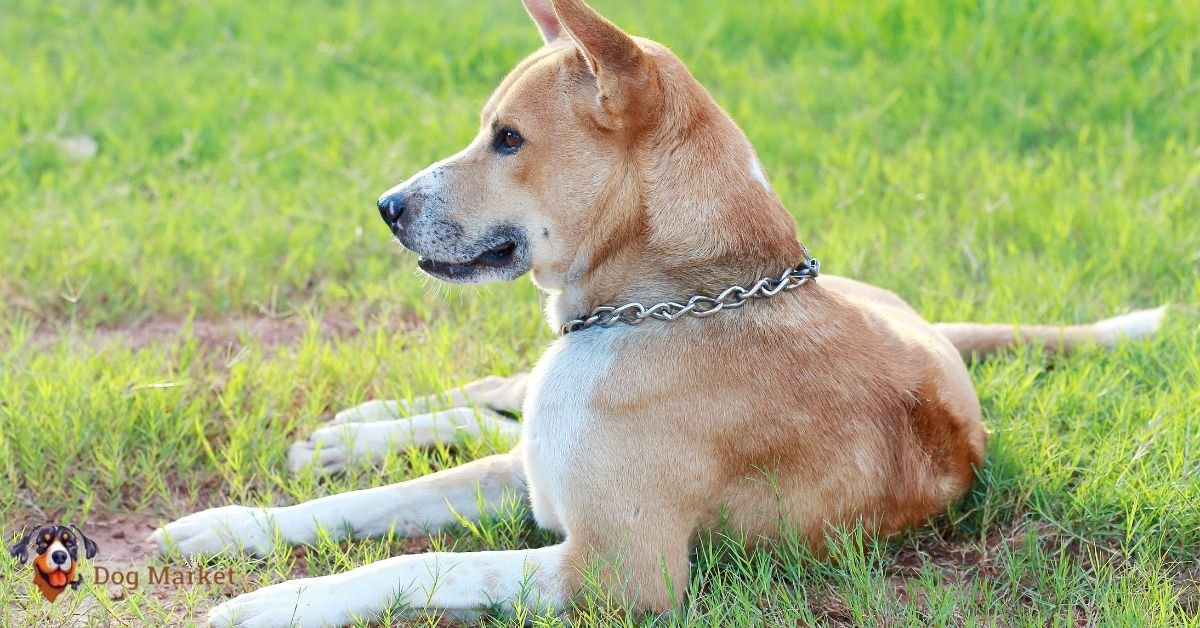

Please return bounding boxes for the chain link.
[559,258,820,335]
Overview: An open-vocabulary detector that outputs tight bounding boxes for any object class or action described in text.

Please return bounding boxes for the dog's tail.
[934,306,1167,360]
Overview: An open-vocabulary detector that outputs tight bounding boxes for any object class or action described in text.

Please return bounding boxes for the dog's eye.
[494,127,524,154]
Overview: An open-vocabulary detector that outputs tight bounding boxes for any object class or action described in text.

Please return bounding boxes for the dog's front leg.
[152,451,525,558]
[206,544,569,628]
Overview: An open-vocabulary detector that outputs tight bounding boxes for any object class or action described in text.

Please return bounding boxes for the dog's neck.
[543,67,811,332]
[547,169,809,331]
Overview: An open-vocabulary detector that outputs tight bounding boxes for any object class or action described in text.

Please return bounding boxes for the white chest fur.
[521,330,619,535]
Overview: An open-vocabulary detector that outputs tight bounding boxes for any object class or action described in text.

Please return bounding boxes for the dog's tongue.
[48,571,68,587]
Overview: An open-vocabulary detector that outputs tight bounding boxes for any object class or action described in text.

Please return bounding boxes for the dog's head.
[10,524,97,601]
[379,0,803,302]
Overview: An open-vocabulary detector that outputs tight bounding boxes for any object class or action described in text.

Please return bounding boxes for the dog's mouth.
[417,240,516,276]
[36,565,69,588]
[413,231,529,283]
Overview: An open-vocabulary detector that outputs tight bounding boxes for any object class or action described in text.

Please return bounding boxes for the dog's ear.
[8,527,37,565]
[523,0,563,43]
[71,526,98,560]
[550,0,655,125]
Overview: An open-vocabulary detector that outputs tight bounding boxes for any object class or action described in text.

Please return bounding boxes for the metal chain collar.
[559,257,820,335]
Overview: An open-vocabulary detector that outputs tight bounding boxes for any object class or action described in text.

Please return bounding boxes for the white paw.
[151,506,279,558]
[289,409,486,474]
[287,426,350,474]
[287,422,390,474]
[207,577,346,628]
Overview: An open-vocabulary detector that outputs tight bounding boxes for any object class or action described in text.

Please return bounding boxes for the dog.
[152,1,1165,625]
[10,524,98,603]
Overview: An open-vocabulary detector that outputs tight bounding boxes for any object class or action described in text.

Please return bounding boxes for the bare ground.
[15,309,424,356]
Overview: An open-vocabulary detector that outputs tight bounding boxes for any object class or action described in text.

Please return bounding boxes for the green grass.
[1,0,1198,625]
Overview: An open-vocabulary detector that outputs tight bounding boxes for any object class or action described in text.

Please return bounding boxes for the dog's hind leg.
[329,373,529,424]
[288,373,530,474]
[152,450,525,558]
[288,406,522,473]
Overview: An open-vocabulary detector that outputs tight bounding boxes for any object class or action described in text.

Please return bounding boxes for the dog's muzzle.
[376,190,530,284]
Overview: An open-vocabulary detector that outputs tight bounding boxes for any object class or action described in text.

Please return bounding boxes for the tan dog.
[154,1,1165,625]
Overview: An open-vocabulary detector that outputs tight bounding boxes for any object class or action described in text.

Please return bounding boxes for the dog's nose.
[51,550,68,565]
[377,192,408,230]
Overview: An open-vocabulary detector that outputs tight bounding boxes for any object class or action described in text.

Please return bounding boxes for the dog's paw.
[287,423,365,474]
[206,577,345,628]
[291,400,414,474]
[287,418,422,474]
[150,506,279,558]
[289,408,488,474]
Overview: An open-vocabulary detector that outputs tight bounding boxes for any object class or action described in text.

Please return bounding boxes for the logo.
[8,524,98,602]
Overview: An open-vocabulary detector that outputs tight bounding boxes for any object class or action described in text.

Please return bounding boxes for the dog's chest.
[521,330,619,534]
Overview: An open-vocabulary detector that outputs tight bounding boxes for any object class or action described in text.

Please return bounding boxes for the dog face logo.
[9,524,98,602]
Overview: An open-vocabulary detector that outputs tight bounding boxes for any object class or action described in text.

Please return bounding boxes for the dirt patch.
[1176,560,1200,616]
[79,510,162,567]
[17,310,423,355]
